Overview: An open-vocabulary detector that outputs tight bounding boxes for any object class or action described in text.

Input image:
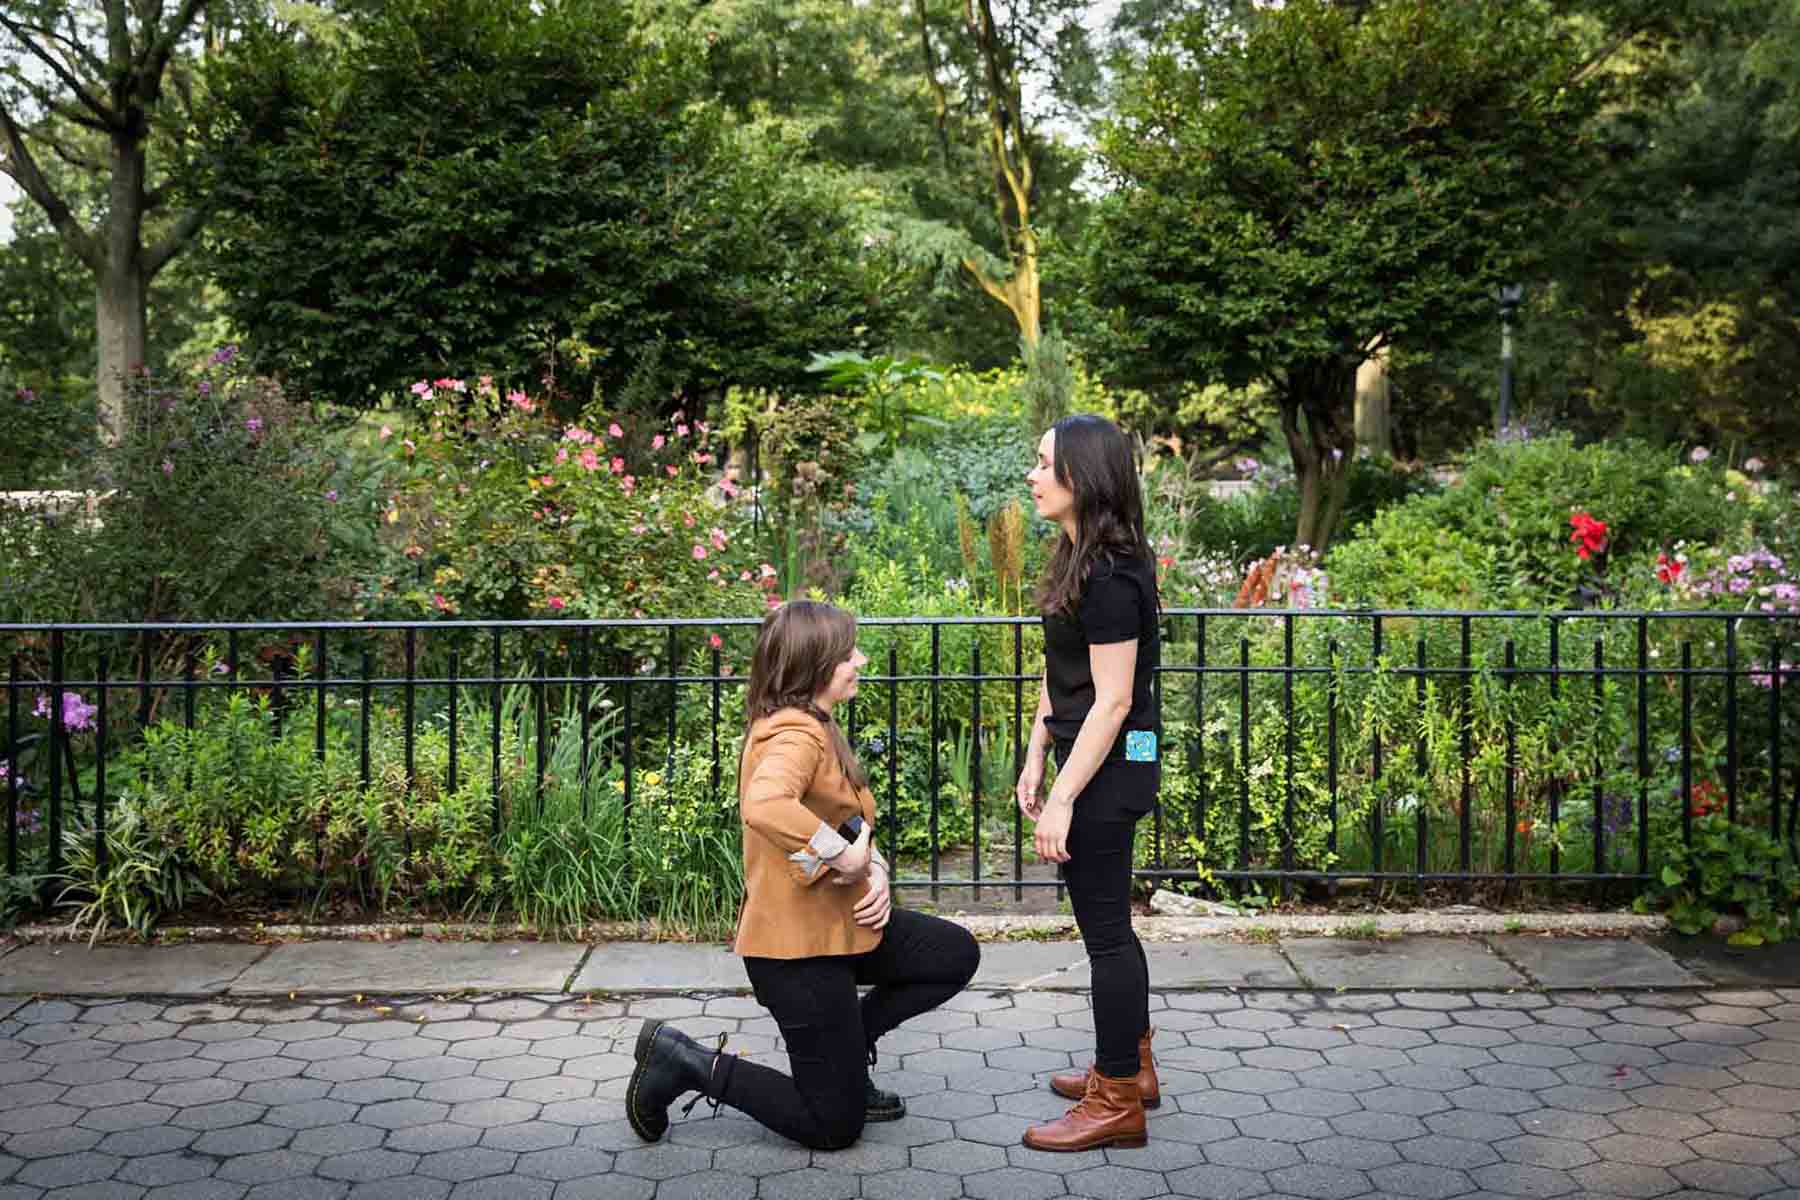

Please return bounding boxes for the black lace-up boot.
[627,1019,733,1142]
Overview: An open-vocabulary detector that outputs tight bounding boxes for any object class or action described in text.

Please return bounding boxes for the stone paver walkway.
[1,987,1797,1200]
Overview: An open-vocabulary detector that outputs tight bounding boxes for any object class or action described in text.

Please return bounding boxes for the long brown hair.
[740,599,868,788]
[1035,413,1155,616]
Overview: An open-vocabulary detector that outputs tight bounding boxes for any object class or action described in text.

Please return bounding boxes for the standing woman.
[626,600,980,1150]
[1018,414,1162,1152]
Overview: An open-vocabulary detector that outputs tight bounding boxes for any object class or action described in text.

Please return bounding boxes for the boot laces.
[678,1033,731,1119]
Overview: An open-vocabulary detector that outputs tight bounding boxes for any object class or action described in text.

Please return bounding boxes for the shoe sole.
[1048,1083,1160,1109]
[625,1018,668,1143]
[1021,1132,1147,1151]
[865,1104,906,1123]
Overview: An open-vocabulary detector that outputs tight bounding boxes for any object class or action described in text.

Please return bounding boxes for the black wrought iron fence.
[1,610,1795,918]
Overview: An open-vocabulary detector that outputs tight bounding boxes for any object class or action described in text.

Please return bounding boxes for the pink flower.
[652,434,666,450]
[709,634,724,649]
[411,381,431,396]
[710,527,727,550]
[740,571,752,582]
[509,390,533,412]
[692,544,708,561]
[547,596,567,610]
[541,474,556,486]
[556,447,569,464]
[1689,446,1710,463]
[682,512,696,528]
[161,459,174,476]
[666,465,679,477]
[692,452,714,466]
[579,448,600,471]
[610,456,625,474]
[609,423,624,438]
[632,523,648,535]
[760,563,777,579]
[621,475,636,495]
[479,375,494,390]
[245,417,263,435]
[697,420,710,434]
[720,479,739,498]
[380,425,393,440]
[402,439,415,454]
[432,593,451,611]
[676,423,690,437]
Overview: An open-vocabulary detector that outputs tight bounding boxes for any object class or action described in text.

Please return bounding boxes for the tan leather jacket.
[731,709,884,960]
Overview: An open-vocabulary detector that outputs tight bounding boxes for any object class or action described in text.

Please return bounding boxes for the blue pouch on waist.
[1124,730,1158,763]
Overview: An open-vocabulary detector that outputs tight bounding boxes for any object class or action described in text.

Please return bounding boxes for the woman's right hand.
[827,821,873,882]
[1016,754,1046,820]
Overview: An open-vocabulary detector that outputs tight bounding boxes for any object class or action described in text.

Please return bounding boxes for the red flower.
[1689,780,1724,817]
[1569,511,1609,560]
[1655,552,1684,585]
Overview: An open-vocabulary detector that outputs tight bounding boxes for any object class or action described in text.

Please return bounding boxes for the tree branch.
[141,0,208,96]
[0,100,101,271]
[914,0,953,170]
[144,203,207,277]
[0,12,120,130]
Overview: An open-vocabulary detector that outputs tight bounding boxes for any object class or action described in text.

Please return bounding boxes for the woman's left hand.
[1032,798,1073,864]
[853,861,892,929]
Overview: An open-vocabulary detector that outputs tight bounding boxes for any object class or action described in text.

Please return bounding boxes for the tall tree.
[198,0,891,407]
[914,0,1096,350]
[1082,0,1602,552]
[0,1,215,438]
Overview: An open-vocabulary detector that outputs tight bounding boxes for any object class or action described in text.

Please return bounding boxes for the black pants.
[732,908,980,1149]
[1061,760,1153,1079]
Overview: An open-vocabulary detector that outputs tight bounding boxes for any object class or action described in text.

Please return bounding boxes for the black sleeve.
[1079,567,1144,646]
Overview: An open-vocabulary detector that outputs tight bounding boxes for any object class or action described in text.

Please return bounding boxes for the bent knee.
[809,1109,866,1151]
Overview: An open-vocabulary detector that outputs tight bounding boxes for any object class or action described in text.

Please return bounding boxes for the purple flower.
[35,691,97,733]
[162,459,174,476]
[209,344,239,366]
[325,489,338,503]
[198,380,211,396]
[245,417,263,435]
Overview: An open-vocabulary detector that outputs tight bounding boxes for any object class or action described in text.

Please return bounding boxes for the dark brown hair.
[740,599,868,788]
[1034,413,1155,616]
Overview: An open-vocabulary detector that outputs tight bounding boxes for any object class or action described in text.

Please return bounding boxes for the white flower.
[1745,457,1765,473]
[1689,446,1711,463]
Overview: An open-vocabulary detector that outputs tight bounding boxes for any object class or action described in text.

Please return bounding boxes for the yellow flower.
[645,772,663,788]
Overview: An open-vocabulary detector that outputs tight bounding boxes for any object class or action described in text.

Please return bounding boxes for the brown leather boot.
[1021,1070,1146,1152]
[1048,1028,1160,1108]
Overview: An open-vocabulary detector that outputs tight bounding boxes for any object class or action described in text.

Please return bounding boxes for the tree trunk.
[1281,361,1358,555]
[97,134,150,441]
[1354,347,1392,457]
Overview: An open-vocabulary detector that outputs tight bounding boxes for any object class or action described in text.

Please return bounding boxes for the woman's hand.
[1016,754,1046,821]
[827,821,873,881]
[853,860,892,929]
[1032,797,1073,864]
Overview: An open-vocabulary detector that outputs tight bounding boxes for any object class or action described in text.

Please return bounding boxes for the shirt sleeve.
[741,726,843,886]
[1080,566,1144,646]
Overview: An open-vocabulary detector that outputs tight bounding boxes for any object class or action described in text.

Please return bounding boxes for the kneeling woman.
[627,600,981,1150]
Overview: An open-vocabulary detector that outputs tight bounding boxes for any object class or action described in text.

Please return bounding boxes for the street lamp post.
[1497,283,1524,434]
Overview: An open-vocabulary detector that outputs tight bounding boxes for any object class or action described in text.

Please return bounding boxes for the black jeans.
[1061,763,1152,1079]
[732,908,980,1149]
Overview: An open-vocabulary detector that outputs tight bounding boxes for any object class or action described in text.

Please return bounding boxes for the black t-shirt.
[1043,551,1160,759]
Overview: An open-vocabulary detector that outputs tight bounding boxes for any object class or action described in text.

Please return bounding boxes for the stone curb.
[2,908,1670,946]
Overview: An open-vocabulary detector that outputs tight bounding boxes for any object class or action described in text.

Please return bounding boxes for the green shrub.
[1327,434,1742,608]
[0,351,353,625]
[378,376,770,621]
[1642,813,1800,944]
